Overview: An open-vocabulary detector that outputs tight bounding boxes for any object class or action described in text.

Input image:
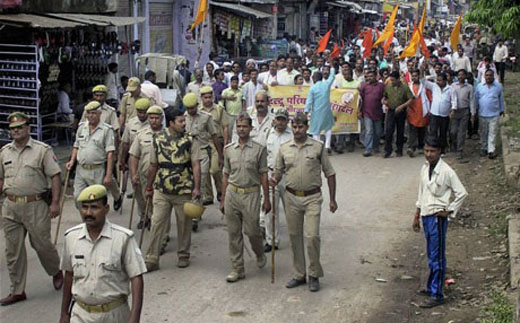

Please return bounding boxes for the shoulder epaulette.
[199,110,212,117]
[64,224,83,236]
[224,142,235,149]
[33,140,50,149]
[103,122,113,129]
[104,104,116,111]
[122,92,131,97]
[112,223,135,237]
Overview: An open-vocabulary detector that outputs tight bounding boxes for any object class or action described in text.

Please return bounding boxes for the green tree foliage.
[465,0,520,39]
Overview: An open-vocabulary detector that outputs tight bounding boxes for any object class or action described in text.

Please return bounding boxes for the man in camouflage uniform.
[144,108,202,271]
[199,86,229,204]
[183,92,222,231]
[66,101,119,208]
[0,112,63,306]
[129,105,164,229]
[220,113,271,283]
[81,84,123,210]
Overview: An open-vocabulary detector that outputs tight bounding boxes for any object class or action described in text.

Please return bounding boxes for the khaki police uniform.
[128,126,159,221]
[274,137,335,280]
[185,110,215,204]
[223,138,268,274]
[120,93,148,125]
[61,221,146,323]
[73,122,117,203]
[0,138,61,295]
[122,117,149,216]
[200,103,229,200]
[81,103,120,132]
[145,129,201,268]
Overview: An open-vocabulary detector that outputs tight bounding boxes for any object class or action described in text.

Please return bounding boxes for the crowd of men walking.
[0,21,511,321]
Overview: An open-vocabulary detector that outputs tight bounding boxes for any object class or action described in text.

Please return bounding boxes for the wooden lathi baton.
[271,187,276,284]
[127,186,137,229]
[53,169,71,245]
[139,198,151,248]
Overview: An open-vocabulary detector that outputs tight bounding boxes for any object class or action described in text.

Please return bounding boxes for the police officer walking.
[144,108,202,271]
[59,185,146,323]
[0,112,63,306]
[271,112,337,292]
[129,105,164,229]
[66,101,119,208]
[119,77,148,129]
[183,92,222,231]
[199,86,229,204]
[220,113,271,283]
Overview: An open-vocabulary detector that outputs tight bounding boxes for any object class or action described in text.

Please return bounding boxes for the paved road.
[0,150,425,323]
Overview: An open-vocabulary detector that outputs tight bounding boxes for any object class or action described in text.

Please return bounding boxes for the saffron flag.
[331,42,340,58]
[450,15,462,52]
[383,28,394,54]
[361,28,373,58]
[317,29,332,53]
[399,7,428,59]
[373,4,399,47]
[190,0,208,32]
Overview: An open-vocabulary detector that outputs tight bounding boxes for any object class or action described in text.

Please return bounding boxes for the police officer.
[144,108,202,271]
[183,92,222,231]
[129,105,163,229]
[81,85,123,210]
[59,185,146,323]
[270,112,337,292]
[199,86,229,204]
[0,112,63,306]
[263,108,293,252]
[119,77,148,129]
[66,101,120,208]
[219,113,271,283]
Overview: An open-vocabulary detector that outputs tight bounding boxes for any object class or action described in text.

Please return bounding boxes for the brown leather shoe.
[53,271,64,290]
[0,292,27,306]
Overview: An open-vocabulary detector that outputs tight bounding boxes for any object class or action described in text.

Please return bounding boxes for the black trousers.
[495,61,506,84]
[467,114,479,136]
[385,109,406,154]
[429,114,450,152]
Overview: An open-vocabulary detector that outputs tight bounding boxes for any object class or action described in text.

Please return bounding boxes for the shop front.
[0,13,143,144]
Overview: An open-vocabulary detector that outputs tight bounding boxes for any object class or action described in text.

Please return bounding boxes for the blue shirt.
[475,81,505,118]
[304,68,336,135]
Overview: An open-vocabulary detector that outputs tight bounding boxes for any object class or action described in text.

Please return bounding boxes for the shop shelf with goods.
[0,43,56,144]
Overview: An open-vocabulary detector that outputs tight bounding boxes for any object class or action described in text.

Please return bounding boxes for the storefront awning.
[46,13,145,26]
[210,1,272,19]
[362,9,381,15]
[0,13,85,28]
[327,1,363,14]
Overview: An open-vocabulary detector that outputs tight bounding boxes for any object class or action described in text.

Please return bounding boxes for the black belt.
[286,187,321,197]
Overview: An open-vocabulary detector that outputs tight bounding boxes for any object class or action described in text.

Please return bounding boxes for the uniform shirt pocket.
[99,256,122,278]
[72,258,87,278]
[23,157,41,177]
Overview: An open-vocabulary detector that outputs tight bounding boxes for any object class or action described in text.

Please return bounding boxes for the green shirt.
[221,88,243,116]
[384,82,413,110]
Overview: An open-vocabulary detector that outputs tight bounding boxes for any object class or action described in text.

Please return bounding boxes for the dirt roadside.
[364,91,520,322]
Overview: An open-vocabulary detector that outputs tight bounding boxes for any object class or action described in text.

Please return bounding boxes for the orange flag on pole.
[373,4,399,47]
[383,28,394,54]
[317,29,332,53]
[190,0,208,32]
[330,42,340,58]
[362,29,373,59]
[450,15,462,52]
[399,7,428,59]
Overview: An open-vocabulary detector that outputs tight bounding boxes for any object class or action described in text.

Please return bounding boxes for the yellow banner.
[268,85,360,134]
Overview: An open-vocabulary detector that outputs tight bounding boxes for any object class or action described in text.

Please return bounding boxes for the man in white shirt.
[186,68,209,99]
[241,69,263,110]
[493,40,508,83]
[275,57,300,86]
[262,108,293,252]
[451,46,472,73]
[57,83,73,123]
[258,60,278,89]
[104,62,120,106]
[140,70,168,108]
[425,72,452,154]
[413,136,467,309]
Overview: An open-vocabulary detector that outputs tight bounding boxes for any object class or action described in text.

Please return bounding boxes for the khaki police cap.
[126,77,141,91]
[147,105,163,115]
[200,86,213,95]
[274,108,289,119]
[85,101,102,112]
[182,93,198,108]
[92,85,107,93]
[292,111,308,125]
[8,112,29,128]
[77,184,107,203]
[135,98,151,111]
[236,112,252,124]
